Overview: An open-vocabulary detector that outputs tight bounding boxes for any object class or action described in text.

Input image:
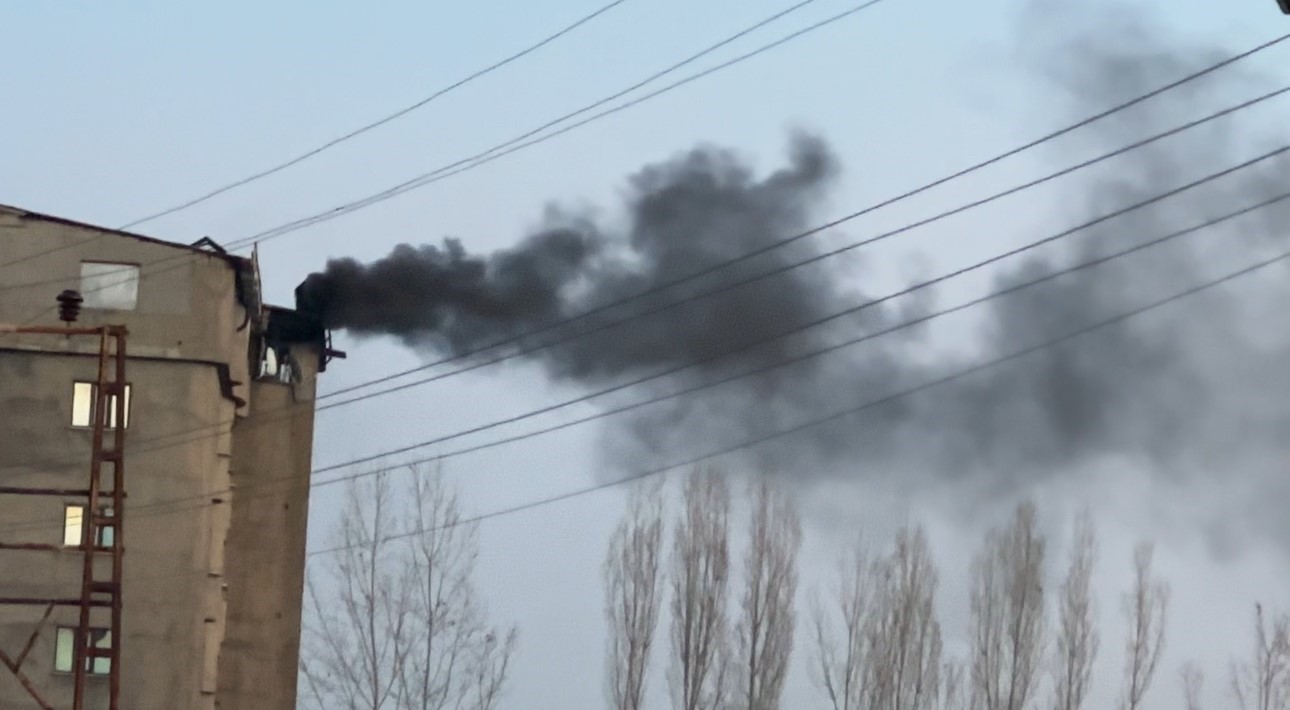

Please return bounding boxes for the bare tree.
[1052,512,1098,710]
[301,465,516,710]
[866,524,944,710]
[969,501,1047,710]
[670,468,733,710]
[812,537,876,710]
[301,470,408,710]
[733,477,802,710]
[398,466,516,710]
[812,525,945,710]
[605,481,666,710]
[941,660,967,710]
[1119,542,1168,710]
[1230,604,1290,710]
[1181,662,1204,710]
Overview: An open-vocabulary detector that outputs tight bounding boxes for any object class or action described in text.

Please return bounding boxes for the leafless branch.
[1120,542,1168,710]
[300,470,409,709]
[733,476,802,710]
[669,467,732,710]
[969,501,1046,710]
[865,524,943,710]
[1053,511,1098,710]
[300,465,516,710]
[1181,661,1204,710]
[605,480,666,710]
[812,535,875,710]
[941,660,966,710]
[1230,603,1290,710]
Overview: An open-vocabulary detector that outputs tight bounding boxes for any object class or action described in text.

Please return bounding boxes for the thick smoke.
[300,2,1290,551]
[297,131,889,387]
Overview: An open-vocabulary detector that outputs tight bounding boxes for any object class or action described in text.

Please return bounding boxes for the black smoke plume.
[300,0,1290,552]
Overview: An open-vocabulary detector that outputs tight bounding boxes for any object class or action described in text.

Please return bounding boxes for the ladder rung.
[101,382,125,396]
[98,450,122,463]
[86,647,115,659]
[94,516,119,526]
[89,581,119,595]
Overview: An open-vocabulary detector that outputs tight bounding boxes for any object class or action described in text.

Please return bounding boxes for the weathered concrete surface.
[0,353,232,709]
[216,345,317,710]
[0,206,320,709]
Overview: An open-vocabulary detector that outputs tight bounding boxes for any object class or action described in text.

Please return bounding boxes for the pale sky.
[4,1,1290,708]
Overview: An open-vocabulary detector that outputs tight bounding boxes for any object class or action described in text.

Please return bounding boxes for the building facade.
[0,204,328,709]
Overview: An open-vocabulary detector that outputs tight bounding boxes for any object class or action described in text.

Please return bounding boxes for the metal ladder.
[72,326,127,710]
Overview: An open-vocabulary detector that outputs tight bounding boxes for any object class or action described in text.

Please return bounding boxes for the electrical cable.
[32,222,1286,578]
[308,85,1290,408]
[0,0,638,273]
[301,31,1290,402]
[1,79,1285,476]
[118,0,639,231]
[1,157,1284,539]
[305,243,1290,554]
[0,0,854,286]
[10,228,1283,562]
[227,0,892,247]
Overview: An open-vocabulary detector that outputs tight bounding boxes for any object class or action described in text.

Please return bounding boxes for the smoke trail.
[297,131,876,384]
[297,225,604,354]
[300,2,1290,549]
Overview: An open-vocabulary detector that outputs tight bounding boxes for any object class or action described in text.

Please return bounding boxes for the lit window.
[80,262,139,311]
[63,506,83,547]
[63,505,114,548]
[71,382,131,429]
[54,627,111,675]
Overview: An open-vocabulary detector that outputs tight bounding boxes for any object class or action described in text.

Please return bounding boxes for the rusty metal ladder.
[71,326,127,710]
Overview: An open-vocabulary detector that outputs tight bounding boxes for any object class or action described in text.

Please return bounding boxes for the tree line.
[297,464,1290,710]
[607,468,1289,710]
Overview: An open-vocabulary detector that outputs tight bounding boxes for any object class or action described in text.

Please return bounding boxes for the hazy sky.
[4,1,1290,708]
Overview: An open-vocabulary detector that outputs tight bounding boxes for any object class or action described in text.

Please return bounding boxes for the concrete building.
[0,204,332,709]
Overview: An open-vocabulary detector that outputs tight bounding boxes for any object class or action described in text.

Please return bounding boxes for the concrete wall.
[215,343,318,710]
[0,352,234,709]
[0,207,254,412]
[0,210,318,709]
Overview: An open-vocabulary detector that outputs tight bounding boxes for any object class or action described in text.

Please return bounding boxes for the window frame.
[53,626,112,676]
[63,504,115,549]
[70,381,132,430]
[78,261,140,311]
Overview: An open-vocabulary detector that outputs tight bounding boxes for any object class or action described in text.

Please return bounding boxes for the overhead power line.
[0,0,890,290]
[305,242,1290,555]
[1,151,1284,539]
[260,31,1290,401]
[248,142,1290,478]
[0,0,638,275]
[14,221,1284,565]
[117,0,638,231]
[227,0,891,246]
[309,84,1290,408]
[2,27,1286,299]
[11,223,1281,566]
[2,76,1286,477]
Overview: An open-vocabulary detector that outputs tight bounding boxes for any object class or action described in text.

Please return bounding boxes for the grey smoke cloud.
[300,2,1290,552]
[297,131,869,385]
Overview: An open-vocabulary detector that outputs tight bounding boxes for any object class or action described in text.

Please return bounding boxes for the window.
[54,627,111,675]
[258,346,296,384]
[259,347,278,379]
[79,262,139,310]
[63,505,114,548]
[71,382,131,429]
